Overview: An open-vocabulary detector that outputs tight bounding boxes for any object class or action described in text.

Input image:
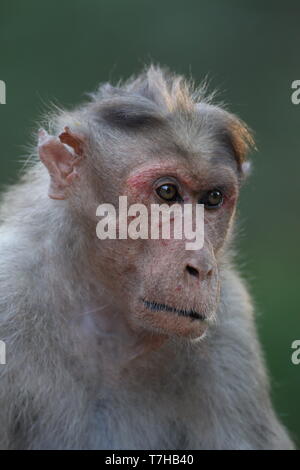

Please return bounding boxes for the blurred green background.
[0,0,299,446]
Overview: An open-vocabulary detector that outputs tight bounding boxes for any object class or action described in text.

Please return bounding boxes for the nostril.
[186,265,199,278]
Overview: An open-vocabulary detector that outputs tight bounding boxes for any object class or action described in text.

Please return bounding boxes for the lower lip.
[142,299,205,322]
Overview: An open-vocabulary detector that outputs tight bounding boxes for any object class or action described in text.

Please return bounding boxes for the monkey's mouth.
[142,299,206,321]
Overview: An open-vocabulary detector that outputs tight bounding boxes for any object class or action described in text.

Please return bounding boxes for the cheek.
[205,204,236,249]
[95,238,140,284]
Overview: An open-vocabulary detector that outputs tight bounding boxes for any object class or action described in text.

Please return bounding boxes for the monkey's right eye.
[156,184,180,202]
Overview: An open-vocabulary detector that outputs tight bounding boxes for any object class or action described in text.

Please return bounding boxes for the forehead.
[124,122,239,190]
[96,98,240,184]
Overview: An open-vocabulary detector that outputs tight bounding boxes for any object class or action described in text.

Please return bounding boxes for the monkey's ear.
[38,127,85,200]
[197,103,255,179]
[225,114,255,179]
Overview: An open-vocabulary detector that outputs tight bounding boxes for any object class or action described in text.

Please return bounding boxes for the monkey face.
[93,154,239,340]
[39,86,250,341]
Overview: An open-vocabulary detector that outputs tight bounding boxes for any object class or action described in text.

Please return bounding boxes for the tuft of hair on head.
[89,65,213,126]
[123,64,199,113]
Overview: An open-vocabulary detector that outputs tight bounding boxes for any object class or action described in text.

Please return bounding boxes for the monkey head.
[39,68,254,341]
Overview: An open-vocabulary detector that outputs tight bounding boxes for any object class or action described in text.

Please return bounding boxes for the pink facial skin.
[120,160,239,264]
[124,162,200,200]
[123,161,239,210]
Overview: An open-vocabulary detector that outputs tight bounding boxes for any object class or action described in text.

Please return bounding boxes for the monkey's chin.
[133,300,210,339]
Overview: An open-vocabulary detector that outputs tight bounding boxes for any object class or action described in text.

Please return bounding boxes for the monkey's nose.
[185,264,213,280]
[186,265,200,278]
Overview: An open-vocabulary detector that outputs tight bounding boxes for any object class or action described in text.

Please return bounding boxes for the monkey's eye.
[156,184,180,202]
[202,189,224,209]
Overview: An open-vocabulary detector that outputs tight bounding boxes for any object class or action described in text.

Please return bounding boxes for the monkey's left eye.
[201,189,224,209]
[156,184,180,202]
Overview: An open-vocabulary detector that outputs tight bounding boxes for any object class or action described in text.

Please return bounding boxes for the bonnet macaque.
[0,66,294,449]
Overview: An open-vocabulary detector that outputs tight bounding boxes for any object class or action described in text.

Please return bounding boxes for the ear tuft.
[196,103,256,178]
[228,117,256,165]
[227,117,256,179]
[241,160,252,177]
